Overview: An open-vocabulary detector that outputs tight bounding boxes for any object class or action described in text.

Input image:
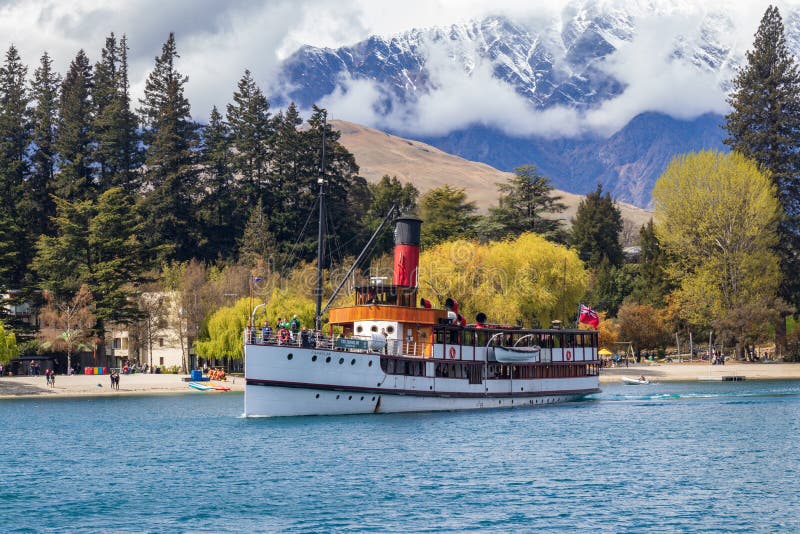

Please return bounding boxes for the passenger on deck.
[262,321,272,342]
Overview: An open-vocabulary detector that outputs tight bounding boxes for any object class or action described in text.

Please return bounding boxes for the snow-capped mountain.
[273,1,795,207]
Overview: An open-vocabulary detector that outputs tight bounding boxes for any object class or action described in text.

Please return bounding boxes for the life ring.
[566,350,572,361]
[448,347,457,359]
[279,328,291,343]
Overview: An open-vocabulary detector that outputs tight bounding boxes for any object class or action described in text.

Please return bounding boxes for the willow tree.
[653,151,783,351]
[418,233,587,327]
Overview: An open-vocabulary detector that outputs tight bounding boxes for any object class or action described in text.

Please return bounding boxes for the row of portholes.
[355,325,395,334]
[314,393,377,402]
[304,354,373,367]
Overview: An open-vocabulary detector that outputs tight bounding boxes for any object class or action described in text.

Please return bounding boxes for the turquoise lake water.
[2,380,799,533]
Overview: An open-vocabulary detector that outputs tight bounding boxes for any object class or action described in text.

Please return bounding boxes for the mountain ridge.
[330,119,653,233]
[272,2,781,207]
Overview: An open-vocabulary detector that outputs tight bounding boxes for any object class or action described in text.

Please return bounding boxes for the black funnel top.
[394,217,422,246]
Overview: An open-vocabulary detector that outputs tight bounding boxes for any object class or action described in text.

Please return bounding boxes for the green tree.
[27,51,60,239]
[571,184,624,267]
[88,187,153,326]
[197,106,237,260]
[419,184,480,248]
[485,165,567,242]
[34,188,155,333]
[194,297,250,363]
[55,49,93,201]
[418,233,587,327]
[238,197,278,269]
[653,150,782,348]
[586,260,636,316]
[92,33,141,193]
[630,219,672,307]
[226,69,272,206]
[724,5,800,312]
[138,33,199,261]
[0,321,19,362]
[365,175,419,255]
[0,45,30,288]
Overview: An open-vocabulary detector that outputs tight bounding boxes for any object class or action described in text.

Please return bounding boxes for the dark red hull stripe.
[245,378,599,398]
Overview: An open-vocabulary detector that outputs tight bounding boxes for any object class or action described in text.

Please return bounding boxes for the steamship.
[243,215,600,417]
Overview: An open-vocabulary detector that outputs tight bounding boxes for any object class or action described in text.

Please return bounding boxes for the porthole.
[315,393,320,398]
[356,326,363,333]
[287,353,293,360]
[312,355,317,362]
[326,356,331,363]
[339,358,344,364]
[386,326,394,334]
[350,359,356,365]
[360,396,364,401]
[348,395,352,400]
[336,394,340,399]
[370,325,378,332]
[368,361,373,367]
[371,397,376,401]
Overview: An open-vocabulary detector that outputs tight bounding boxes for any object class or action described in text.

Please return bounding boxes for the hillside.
[332,119,652,231]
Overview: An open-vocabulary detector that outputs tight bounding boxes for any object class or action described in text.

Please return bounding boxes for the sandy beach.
[0,373,243,399]
[1,362,798,399]
[599,361,800,383]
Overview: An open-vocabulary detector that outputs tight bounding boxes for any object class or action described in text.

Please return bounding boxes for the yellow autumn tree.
[653,150,783,341]
[418,233,587,327]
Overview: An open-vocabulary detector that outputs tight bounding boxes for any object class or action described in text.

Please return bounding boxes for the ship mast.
[314,111,327,331]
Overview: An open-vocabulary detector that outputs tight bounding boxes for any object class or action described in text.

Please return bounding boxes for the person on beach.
[50,372,55,388]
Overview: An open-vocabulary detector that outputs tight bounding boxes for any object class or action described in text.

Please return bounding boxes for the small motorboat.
[621,376,651,385]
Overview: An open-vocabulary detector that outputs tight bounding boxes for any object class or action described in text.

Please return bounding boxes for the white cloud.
[0,0,799,135]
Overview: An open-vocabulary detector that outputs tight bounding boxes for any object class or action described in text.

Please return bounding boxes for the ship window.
[356,326,363,333]
[338,357,344,364]
[350,359,356,365]
[315,393,320,398]
[387,326,395,334]
[312,355,317,362]
[336,395,340,399]
[368,360,373,367]
[360,396,364,401]
[326,356,331,363]
[287,353,293,360]
[371,325,378,332]
[348,395,352,400]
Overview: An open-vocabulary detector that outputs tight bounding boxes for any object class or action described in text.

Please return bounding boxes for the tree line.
[3,5,800,366]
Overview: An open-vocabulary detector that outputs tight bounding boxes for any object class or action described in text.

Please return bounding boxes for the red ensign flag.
[579,304,600,329]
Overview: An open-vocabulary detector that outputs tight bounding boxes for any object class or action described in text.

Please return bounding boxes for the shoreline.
[2,362,799,400]
[0,373,243,400]
[599,361,800,383]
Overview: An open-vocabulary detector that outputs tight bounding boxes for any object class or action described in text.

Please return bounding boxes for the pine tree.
[197,106,237,260]
[138,33,199,261]
[571,184,624,267]
[27,51,61,238]
[484,165,567,243]
[226,69,272,205]
[365,175,419,255]
[724,5,800,310]
[55,49,94,201]
[630,219,672,307]
[0,45,30,288]
[419,185,480,248]
[238,197,278,269]
[93,34,140,193]
[88,187,153,326]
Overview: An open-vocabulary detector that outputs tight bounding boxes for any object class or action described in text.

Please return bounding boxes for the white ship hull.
[244,344,599,417]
